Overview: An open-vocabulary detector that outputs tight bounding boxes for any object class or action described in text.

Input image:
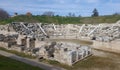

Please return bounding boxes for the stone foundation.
[92,40,120,53]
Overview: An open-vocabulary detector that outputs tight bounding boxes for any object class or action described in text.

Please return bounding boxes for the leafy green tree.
[92,8,99,17]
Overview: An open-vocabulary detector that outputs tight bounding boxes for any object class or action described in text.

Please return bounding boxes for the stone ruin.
[38,42,91,65]
[6,21,120,42]
[0,20,120,65]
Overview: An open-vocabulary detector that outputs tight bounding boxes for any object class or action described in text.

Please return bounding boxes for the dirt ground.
[77,49,120,70]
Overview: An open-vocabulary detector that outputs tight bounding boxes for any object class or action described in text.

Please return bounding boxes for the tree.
[72,13,75,17]
[78,15,82,17]
[42,11,54,16]
[14,12,18,16]
[113,12,120,16]
[12,12,18,17]
[68,12,76,17]
[26,12,32,16]
[92,8,99,17]
[0,8,9,20]
[68,12,72,17]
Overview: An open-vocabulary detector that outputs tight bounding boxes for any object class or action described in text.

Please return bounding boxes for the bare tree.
[72,13,76,17]
[26,12,32,16]
[68,12,72,17]
[113,12,120,16]
[0,8,9,20]
[42,11,54,16]
[68,12,76,17]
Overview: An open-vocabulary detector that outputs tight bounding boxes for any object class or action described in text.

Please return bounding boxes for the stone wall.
[0,42,8,47]
[92,40,120,53]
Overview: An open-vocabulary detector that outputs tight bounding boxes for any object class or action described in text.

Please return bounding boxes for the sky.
[0,0,120,16]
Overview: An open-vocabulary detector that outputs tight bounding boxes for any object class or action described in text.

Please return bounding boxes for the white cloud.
[75,0,100,4]
[59,0,65,4]
[54,0,70,4]
[86,0,100,3]
[0,0,120,16]
[75,0,82,3]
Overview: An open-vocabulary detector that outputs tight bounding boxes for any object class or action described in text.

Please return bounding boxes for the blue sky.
[0,0,120,16]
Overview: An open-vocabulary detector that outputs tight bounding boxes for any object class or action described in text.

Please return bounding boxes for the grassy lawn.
[0,47,36,59]
[72,56,119,70]
[1,47,120,70]
[39,52,120,70]
[0,55,43,70]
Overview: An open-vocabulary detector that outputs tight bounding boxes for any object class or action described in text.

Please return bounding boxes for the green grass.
[39,55,120,70]
[39,59,72,70]
[0,55,43,70]
[0,14,120,25]
[0,47,36,59]
[81,15,120,24]
[1,47,120,70]
[73,56,117,70]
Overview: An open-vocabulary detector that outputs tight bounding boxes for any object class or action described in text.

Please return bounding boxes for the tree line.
[0,8,101,20]
[0,8,120,25]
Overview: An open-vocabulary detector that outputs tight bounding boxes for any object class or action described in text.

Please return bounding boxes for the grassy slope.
[81,15,120,24]
[0,47,36,59]
[0,55,43,70]
[0,15,120,25]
